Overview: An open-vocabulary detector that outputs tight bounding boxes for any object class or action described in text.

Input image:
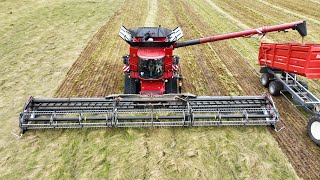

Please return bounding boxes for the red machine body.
[258,43,320,79]
[128,45,174,95]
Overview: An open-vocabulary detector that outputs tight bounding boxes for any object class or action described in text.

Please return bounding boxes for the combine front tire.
[307,116,320,145]
[268,80,283,96]
[166,77,178,94]
[261,73,273,87]
[124,73,137,94]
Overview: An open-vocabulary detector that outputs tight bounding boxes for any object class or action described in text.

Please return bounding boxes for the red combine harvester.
[258,43,320,145]
[19,21,306,133]
[120,21,307,95]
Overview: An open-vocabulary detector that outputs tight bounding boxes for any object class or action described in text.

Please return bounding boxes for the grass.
[4,127,298,179]
[0,0,124,178]
[0,0,301,179]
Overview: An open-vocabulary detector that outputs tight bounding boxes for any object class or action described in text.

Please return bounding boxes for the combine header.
[19,21,307,132]
[21,94,278,129]
[258,42,320,145]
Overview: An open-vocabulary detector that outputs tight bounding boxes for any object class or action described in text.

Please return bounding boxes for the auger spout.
[174,21,307,48]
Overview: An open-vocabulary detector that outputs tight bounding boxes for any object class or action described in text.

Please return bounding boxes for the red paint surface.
[199,21,304,44]
[140,80,165,95]
[258,42,320,79]
[128,46,174,94]
[137,48,165,59]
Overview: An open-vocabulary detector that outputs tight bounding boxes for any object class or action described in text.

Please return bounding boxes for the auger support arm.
[174,21,307,48]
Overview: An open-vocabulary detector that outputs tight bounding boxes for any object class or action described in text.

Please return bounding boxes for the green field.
[3,0,320,179]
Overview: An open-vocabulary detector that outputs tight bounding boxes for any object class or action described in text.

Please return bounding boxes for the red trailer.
[258,43,320,145]
[258,43,320,79]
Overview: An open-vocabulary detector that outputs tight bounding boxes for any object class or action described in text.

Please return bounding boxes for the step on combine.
[19,21,307,132]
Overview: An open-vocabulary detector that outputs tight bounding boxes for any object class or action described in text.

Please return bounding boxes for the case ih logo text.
[317,54,320,59]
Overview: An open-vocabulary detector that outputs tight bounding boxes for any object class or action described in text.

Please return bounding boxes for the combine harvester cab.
[20,21,307,133]
[119,26,183,95]
[258,42,320,145]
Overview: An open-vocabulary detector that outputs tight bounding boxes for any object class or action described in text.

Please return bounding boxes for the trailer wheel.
[166,77,178,94]
[268,80,283,96]
[261,73,273,87]
[307,115,320,145]
[124,73,136,94]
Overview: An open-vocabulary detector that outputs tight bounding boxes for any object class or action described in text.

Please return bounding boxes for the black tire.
[298,80,308,90]
[166,77,178,94]
[268,80,283,96]
[307,115,320,145]
[122,55,129,65]
[124,73,136,94]
[173,56,179,65]
[261,73,273,87]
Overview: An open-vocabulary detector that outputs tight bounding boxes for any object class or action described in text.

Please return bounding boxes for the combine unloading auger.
[19,21,307,132]
[174,21,307,48]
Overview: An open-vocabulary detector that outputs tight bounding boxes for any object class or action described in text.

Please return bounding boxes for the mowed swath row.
[55,0,149,97]
[189,0,320,179]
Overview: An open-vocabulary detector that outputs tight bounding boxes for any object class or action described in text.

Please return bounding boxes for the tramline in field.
[19,21,307,133]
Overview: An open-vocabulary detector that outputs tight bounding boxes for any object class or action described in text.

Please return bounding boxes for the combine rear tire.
[268,80,283,96]
[261,73,273,87]
[307,116,320,145]
[124,73,136,94]
[166,77,178,94]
